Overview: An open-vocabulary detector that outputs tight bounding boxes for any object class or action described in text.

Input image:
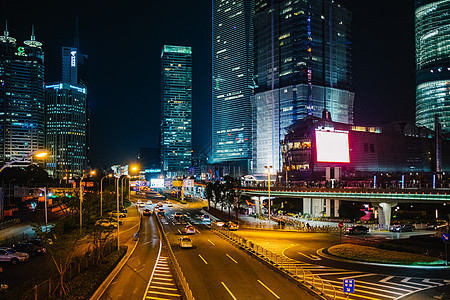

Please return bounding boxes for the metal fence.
[213,226,337,300]
[0,218,20,230]
[154,214,195,300]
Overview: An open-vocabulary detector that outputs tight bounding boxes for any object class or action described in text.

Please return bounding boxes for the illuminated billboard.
[150,179,165,188]
[315,130,350,163]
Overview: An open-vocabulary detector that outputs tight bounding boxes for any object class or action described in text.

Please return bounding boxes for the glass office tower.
[0,25,45,167]
[45,83,87,178]
[212,0,254,169]
[252,0,354,175]
[415,0,450,134]
[161,45,192,177]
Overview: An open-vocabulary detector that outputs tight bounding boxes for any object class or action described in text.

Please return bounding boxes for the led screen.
[150,179,165,188]
[315,130,350,163]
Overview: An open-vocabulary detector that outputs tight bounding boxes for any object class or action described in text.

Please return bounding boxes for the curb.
[90,206,142,300]
[316,248,450,269]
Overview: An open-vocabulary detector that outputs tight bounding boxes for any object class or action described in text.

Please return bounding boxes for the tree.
[212,181,225,210]
[205,182,214,210]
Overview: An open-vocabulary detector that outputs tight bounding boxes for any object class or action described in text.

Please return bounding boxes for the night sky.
[1,1,415,169]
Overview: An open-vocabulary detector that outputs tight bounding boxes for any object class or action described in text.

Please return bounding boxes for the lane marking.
[313,271,363,276]
[177,229,182,235]
[400,278,432,287]
[423,278,444,286]
[199,254,208,264]
[297,252,322,260]
[142,240,162,300]
[339,273,377,279]
[221,282,237,300]
[208,239,216,246]
[257,280,280,299]
[226,254,238,264]
[147,291,181,297]
[324,279,403,297]
[379,276,394,283]
[196,229,201,234]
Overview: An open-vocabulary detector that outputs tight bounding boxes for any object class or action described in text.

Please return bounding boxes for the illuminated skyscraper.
[252,0,354,175]
[0,23,45,167]
[212,0,254,172]
[415,0,450,134]
[44,83,87,178]
[161,45,192,176]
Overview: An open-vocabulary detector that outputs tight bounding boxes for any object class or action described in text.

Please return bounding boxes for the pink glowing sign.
[315,130,350,163]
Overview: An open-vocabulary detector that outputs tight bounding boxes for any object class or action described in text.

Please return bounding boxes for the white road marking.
[257,280,280,299]
[339,273,377,279]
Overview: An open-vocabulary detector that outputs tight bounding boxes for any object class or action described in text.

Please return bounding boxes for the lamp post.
[100,174,112,218]
[116,176,120,250]
[80,170,95,234]
[0,149,49,173]
[121,176,127,207]
[265,165,273,229]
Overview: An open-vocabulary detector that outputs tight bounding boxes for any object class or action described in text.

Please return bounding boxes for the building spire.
[0,20,16,44]
[24,24,42,48]
[31,24,35,41]
[4,19,9,36]
[74,15,79,49]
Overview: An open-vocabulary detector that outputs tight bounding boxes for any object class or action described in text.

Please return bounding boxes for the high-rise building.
[161,45,192,177]
[212,0,254,172]
[415,0,450,135]
[61,47,88,86]
[252,0,354,175]
[0,24,45,168]
[44,83,87,178]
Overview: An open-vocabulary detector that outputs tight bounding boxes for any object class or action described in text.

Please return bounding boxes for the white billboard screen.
[315,130,350,163]
[150,179,165,188]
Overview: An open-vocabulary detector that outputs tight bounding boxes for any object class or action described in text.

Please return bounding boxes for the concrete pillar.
[303,198,312,216]
[325,199,331,217]
[376,202,397,230]
[334,199,340,217]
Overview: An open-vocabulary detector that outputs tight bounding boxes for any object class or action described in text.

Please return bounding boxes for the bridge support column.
[253,197,263,215]
[376,202,397,230]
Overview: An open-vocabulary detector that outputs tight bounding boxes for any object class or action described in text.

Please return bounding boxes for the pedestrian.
[306,222,310,231]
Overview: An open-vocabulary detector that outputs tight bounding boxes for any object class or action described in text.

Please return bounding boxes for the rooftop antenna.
[74,14,80,49]
[4,19,9,36]
[31,24,35,41]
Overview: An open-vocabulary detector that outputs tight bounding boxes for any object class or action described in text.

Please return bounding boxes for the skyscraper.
[212,0,254,173]
[0,23,45,168]
[161,45,192,177]
[415,0,450,135]
[44,83,87,178]
[252,0,354,175]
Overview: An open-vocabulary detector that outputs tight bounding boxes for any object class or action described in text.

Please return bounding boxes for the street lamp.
[100,174,113,218]
[0,149,49,173]
[264,165,273,228]
[80,170,96,233]
[116,176,121,250]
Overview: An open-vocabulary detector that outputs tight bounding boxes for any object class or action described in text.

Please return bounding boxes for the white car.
[201,215,211,223]
[146,200,152,205]
[167,201,173,207]
[179,236,193,248]
[139,202,145,207]
[0,247,29,264]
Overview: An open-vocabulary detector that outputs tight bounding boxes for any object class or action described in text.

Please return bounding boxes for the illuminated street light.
[0,149,49,173]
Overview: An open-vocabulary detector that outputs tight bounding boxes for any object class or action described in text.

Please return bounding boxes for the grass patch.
[327,244,444,265]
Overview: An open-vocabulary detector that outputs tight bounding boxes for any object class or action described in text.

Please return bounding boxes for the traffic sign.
[443,233,449,242]
[338,222,344,228]
[343,279,355,293]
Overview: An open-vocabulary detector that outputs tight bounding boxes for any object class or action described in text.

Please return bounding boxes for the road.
[230,228,450,300]
[160,203,318,300]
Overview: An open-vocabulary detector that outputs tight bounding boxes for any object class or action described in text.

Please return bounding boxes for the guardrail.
[153,214,195,300]
[0,218,20,230]
[212,226,336,300]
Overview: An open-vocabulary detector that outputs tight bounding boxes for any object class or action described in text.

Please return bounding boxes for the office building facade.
[415,0,450,135]
[252,0,354,175]
[212,0,254,171]
[161,45,192,177]
[0,25,45,168]
[45,83,87,178]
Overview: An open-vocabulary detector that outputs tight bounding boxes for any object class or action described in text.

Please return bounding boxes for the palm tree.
[205,182,214,210]
[212,180,224,210]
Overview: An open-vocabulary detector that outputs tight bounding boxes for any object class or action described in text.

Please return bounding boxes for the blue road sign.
[443,233,449,242]
[343,279,355,293]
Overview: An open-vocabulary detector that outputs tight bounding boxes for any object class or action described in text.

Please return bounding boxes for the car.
[201,215,211,223]
[139,202,145,207]
[120,207,128,213]
[12,242,47,256]
[95,218,120,228]
[137,200,142,204]
[212,220,225,227]
[179,236,193,248]
[389,223,415,232]
[425,220,448,230]
[109,211,127,218]
[28,238,52,246]
[345,225,369,235]
[146,200,153,205]
[224,221,239,231]
[185,225,195,234]
[174,212,183,219]
[0,247,29,264]
[167,201,173,207]
[158,208,165,217]
[143,208,152,216]
[157,202,163,207]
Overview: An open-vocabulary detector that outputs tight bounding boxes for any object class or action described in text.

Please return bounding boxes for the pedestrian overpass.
[240,187,450,228]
